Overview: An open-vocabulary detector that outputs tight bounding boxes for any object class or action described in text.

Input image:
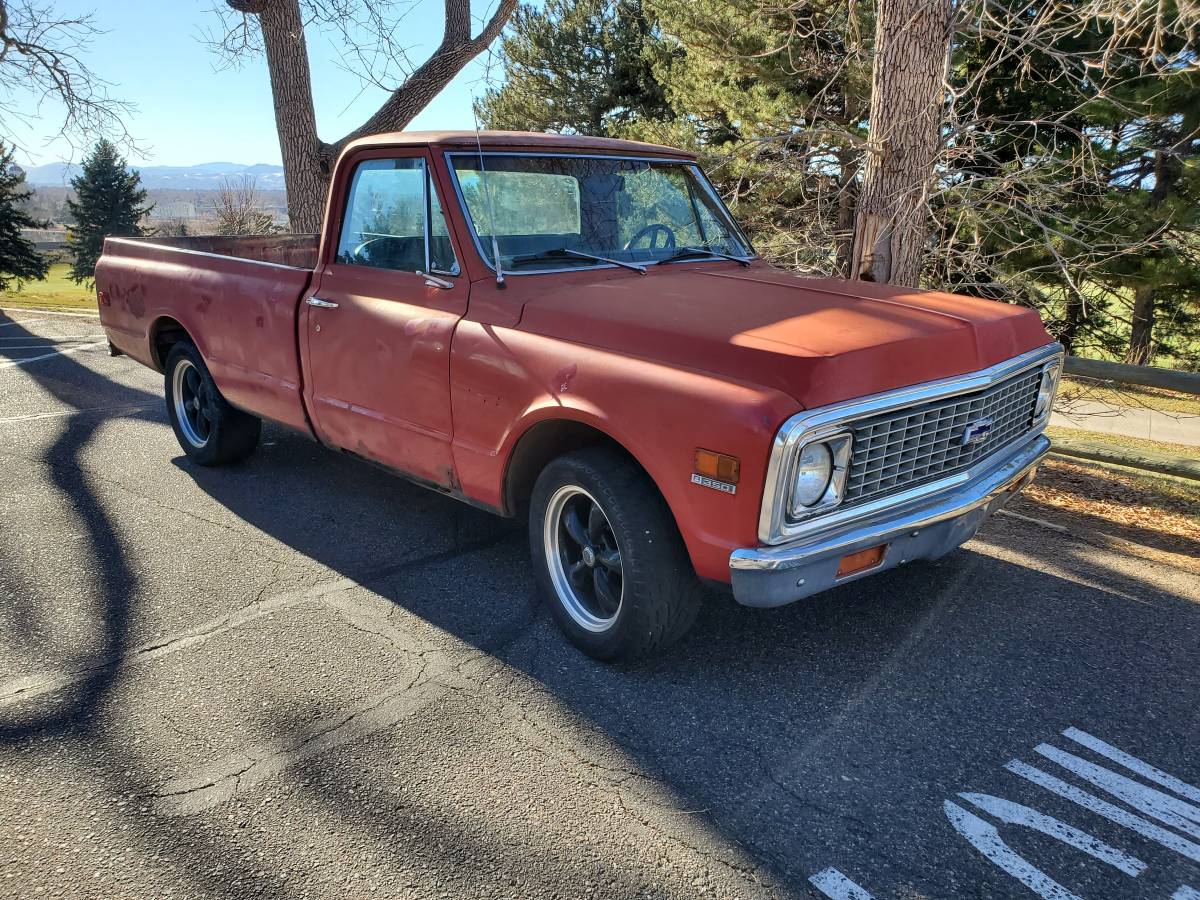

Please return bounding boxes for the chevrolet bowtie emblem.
[961,418,994,446]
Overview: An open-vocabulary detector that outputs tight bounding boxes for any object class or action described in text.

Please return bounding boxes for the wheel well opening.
[504,421,635,517]
[151,317,191,371]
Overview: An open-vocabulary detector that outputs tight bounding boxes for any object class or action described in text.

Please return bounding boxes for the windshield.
[448,153,753,272]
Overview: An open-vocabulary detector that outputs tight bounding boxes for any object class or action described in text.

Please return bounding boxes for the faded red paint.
[95,131,1053,583]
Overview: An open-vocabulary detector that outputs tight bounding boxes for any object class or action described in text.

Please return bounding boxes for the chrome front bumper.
[729,435,1050,608]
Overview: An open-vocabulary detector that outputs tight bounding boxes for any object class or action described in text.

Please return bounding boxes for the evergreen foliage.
[66,139,151,284]
[480,0,1200,368]
[0,143,50,292]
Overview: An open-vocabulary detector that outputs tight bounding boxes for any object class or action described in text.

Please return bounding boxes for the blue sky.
[9,0,510,168]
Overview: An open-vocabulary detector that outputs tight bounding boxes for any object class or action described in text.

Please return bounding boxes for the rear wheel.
[529,448,703,660]
[164,342,260,466]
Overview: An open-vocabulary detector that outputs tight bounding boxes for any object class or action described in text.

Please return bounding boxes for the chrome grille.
[844,368,1042,505]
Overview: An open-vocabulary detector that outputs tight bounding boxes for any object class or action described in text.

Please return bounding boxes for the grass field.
[1,263,97,312]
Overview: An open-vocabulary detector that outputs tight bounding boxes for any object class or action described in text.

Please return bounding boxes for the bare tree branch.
[0,0,134,155]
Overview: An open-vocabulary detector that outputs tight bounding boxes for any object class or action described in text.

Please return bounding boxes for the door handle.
[307,297,339,308]
[418,272,454,290]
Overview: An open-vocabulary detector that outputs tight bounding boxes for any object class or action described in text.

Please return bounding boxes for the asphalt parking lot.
[1,307,1198,899]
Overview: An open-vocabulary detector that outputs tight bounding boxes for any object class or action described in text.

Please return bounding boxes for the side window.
[336,158,459,275]
[428,180,459,275]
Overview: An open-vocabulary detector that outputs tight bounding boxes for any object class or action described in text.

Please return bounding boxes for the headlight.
[792,443,832,510]
[787,433,852,519]
[1034,362,1060,420]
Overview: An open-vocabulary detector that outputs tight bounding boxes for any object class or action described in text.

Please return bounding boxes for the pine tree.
[0,143,50,292]
[66,139,151,284]
[476,0,672,135]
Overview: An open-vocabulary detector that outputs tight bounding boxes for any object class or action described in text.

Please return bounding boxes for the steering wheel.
[623,223,677,252]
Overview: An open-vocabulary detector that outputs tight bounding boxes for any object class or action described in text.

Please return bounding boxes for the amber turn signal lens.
[694,449,740,484]
[836,544,887,578]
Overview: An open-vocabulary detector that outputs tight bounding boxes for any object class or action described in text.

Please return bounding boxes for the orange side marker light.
[836,544,887,578]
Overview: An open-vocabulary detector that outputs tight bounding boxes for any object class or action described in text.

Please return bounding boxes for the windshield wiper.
[663,246,752,267]
[509,247,647,274]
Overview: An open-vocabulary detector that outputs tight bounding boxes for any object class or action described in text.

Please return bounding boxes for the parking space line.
[0,306,99,318]
[0,341,105,350]
[1063,727,1200,804]
[1005,758,1200,863]
[0,340,107,369]
[809,868,876,900]
[1034,743,1200,838]
[0,403,157,426]
[0,318,43,329]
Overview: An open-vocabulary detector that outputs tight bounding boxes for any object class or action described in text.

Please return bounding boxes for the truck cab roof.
[339,130,697,160]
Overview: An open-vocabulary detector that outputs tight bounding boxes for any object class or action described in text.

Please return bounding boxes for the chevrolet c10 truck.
[95,130,1062,659]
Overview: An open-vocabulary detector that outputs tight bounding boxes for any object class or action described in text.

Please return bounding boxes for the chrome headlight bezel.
[1034,361,1061,422]
[787,433,852,520]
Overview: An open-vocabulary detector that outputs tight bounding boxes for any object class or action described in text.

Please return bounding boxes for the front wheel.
[164,342,261,466]
[529,448,703,660]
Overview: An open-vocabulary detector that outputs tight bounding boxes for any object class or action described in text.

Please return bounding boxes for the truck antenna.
[471,112,506,290]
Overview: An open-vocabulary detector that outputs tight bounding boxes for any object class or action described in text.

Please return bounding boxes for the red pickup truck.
[96,130,1062,659]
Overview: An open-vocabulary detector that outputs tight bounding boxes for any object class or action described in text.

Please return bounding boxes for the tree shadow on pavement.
[0,316,160,742]
[167,423,1200,896]
[4,312,1198,896]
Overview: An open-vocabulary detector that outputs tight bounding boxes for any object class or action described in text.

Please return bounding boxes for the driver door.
[302,151,467,488]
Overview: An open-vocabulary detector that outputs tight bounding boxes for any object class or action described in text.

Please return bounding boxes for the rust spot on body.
[554,364,578,394]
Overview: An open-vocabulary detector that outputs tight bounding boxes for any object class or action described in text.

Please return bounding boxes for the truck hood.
[515,265,1053,409]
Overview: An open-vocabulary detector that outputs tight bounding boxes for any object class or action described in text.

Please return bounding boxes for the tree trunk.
[231,0,516,233]
[1125,283,1155,365]
[834,149,859,277]
[849,0,953,287]
[255,0,329,232]
[1058,292,1086,356]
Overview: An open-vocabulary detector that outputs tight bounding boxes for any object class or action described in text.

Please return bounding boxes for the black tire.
[529,447,703,660]
[164,342,261,466]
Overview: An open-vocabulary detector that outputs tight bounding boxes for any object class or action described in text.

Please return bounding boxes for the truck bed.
[136,234,320,269]
[95,234,320,434]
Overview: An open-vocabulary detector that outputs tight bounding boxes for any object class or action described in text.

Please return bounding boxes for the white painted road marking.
[958,793,1145,876]
[809,727,1200,896]
[1006,758,1200,863]
[0,318,43,329]
[1063,727,1200,805]
[1035,743,1200,838]
[0,305,99,318]
[0,341,104,350]
[808,867,877,900]
[0,403,156,426]
[944,800,1084,900]
[0,340,107,369]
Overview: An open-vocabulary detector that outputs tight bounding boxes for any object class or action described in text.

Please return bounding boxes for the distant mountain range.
[20,161,286,192]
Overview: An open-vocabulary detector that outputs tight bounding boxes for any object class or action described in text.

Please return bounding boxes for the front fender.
[449,320,798,582]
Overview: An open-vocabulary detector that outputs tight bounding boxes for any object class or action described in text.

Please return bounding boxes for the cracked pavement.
[1,309,1199,899]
